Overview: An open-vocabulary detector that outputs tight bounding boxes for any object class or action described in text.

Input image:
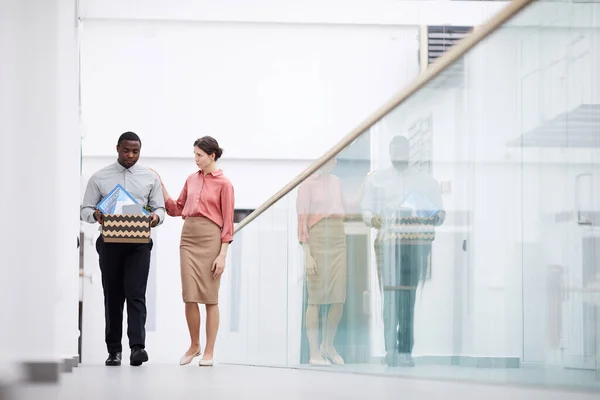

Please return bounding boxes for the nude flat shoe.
[179,350,201,366]
[198,358,214,367]
[309,357,331,367]
[320,345,345,366]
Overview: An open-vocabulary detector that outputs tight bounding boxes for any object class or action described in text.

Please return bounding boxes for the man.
[361,135,445,367]
[81,131,165,367]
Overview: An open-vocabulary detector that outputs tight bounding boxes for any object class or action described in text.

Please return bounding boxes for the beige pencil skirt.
[180,217,222,304]
[307,217,347,305]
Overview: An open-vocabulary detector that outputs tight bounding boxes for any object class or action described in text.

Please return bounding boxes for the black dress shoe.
[105,352,122,366]
[397,353,415,367]
[130,347,149,366]
[384,352,398,367]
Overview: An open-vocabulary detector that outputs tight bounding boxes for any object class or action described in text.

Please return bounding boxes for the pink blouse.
[296,173,345,243]
[165,169,235,243]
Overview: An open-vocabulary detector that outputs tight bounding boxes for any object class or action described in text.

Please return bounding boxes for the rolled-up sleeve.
[81,174,101,224]
[220,182,235,243]
[165,180,188,217]
[149,175,166,225]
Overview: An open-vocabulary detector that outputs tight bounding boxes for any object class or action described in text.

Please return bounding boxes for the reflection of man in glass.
[361,135,445,367]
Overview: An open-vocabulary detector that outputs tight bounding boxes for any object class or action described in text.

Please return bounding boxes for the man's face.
[117,140,141,169]
[390,143,409,171]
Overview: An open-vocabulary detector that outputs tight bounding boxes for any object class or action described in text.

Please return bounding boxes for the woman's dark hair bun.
[194,136,223,161]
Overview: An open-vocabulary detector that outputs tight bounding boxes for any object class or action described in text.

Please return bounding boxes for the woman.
[155,136,235,367]
[296,157,347,366]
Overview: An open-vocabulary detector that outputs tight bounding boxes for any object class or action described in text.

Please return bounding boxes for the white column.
[0,0,32,387]
[0,0,80,385]
[55,0,82,371]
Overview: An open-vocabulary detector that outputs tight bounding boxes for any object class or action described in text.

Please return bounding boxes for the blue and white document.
[97,184,150,215]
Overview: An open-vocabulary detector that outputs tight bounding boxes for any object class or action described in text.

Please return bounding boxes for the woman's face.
[194,146,214,170]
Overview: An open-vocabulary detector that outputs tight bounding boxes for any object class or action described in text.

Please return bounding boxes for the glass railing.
[218,0,600,391]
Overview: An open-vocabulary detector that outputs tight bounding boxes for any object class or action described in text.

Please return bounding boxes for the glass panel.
[219,198,293,366]
[220,0,600,391]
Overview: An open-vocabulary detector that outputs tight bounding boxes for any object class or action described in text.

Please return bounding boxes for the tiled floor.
[5,363,600,400]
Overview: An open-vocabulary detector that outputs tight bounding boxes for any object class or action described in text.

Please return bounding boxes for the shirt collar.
[307,172,326,182]
[199,169,223,177]
[114,161,139,173]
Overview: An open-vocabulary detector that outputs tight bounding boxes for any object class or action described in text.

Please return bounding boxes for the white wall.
[0,0,80,382]
[79,21,419,161]
[78,0,510,162]
[79,0,509,27]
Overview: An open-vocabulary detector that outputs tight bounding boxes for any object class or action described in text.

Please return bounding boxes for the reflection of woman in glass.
[296,158,347,366]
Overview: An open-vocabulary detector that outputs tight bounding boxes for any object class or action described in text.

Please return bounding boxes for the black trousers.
[96,236,152,353]
[375,240,430,355]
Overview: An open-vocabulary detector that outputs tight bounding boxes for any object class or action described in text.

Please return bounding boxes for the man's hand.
[212,254,226,280]
[433,211,446,226]
[371,215,382,229]
[94,209,104,224]
[150,213,159,227]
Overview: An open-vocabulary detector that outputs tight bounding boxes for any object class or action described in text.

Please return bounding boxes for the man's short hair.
[117,131,141,146]
[390,135,409,148]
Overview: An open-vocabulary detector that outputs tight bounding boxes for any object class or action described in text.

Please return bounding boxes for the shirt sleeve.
[335,177,348,214]
[296,182,311,243]
[148,174,166,225]
[81,174,101,224]
[425,177,445,225]
[360,174,374,225]
[428,178,444,212]
[220,182,235,243]
[165,179,188,217]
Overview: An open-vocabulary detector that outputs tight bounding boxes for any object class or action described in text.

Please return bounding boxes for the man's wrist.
[362,211,373,227]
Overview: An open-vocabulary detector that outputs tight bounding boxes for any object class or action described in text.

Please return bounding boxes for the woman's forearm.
[302,243,311,257]
[161,184,170,203]
[219,242,230,258]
